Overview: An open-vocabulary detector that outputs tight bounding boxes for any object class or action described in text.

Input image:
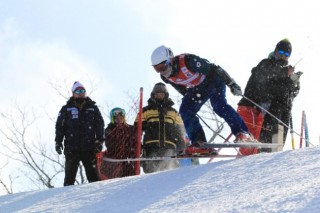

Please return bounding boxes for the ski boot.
[182,142,218,156]
[235,132,258,155]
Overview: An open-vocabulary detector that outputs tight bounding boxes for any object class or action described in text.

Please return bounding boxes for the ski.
[103,154,240,162]
[102,143,280,162]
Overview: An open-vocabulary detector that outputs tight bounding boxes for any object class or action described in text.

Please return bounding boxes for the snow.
[1,147,320,213]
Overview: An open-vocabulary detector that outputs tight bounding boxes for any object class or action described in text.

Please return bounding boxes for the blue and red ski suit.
[161,54,248,144]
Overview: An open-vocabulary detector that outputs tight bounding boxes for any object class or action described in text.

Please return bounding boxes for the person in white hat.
[55,81,105,186]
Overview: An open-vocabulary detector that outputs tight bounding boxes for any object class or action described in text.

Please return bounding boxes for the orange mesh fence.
[99,124,137,180]
[97,88,143,180]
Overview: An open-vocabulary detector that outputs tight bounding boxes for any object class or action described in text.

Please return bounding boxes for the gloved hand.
[95,140,103,153]
[290,87,300,98]
[290,71,303,83]
[229,81,242,96]
[55,142,63,155]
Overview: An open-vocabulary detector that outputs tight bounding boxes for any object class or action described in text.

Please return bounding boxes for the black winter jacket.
[136,97,186,152]
[238,55,300,107]
[55,97,105,153]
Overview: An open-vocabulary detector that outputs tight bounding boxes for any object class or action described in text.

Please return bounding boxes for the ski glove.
[55,142,63,155]
[228,81,242,96]
[290,71,303,83]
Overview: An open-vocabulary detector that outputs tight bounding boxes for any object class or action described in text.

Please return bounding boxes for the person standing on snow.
[256,39,301,152]
[101,107,137,179]
[237,39,297,155]
[55,81,105,186]
[150,45,252,155]
[135,82,186,173]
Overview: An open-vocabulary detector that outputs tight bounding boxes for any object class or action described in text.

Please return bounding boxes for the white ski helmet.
[151,45,174,66]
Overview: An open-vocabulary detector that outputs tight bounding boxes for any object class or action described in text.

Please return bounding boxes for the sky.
[0,0,320,193]
[1,146,320,212]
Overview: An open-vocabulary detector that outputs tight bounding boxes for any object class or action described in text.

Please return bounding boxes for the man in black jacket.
[55,81,105,186]
[136,83,186,173]
[237,39,301,153]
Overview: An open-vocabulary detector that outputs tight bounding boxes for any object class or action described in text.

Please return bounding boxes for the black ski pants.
[64,151,100,186]
[260,99,291,152]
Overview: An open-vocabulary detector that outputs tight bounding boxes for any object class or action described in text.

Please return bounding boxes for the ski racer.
[151,45,253,155]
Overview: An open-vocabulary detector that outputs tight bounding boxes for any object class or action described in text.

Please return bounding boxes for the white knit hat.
[71,81,85,92]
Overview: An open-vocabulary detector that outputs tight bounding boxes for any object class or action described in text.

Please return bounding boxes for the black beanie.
[275,38,292,53]
[151,82,169,98]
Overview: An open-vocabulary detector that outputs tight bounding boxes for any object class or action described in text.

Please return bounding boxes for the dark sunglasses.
[74,89,86,94]
[277,50,291,57]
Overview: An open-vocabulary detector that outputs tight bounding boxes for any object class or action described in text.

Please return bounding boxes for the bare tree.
[0,176,14,194]
[0,103,64,193]
[0,161,15,194]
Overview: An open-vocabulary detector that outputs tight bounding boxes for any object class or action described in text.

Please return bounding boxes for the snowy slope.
[1,147,320,213]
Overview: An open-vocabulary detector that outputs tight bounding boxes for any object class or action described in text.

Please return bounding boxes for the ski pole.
[241,95,303,138]
[242,95,289,128]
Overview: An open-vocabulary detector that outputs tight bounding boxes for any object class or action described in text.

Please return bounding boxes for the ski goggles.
[112,109,125,117]
[277,50,291,57]
[74,89,86,94]
[154,59,170,73]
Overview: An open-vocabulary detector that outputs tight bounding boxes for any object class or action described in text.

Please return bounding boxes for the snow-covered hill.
[1,147,320,213]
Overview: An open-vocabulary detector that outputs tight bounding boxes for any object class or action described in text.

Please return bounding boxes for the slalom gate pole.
[304,112,309,147]
[290,113,295,150]
[135,87,143,175]
[299,111,305,148]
